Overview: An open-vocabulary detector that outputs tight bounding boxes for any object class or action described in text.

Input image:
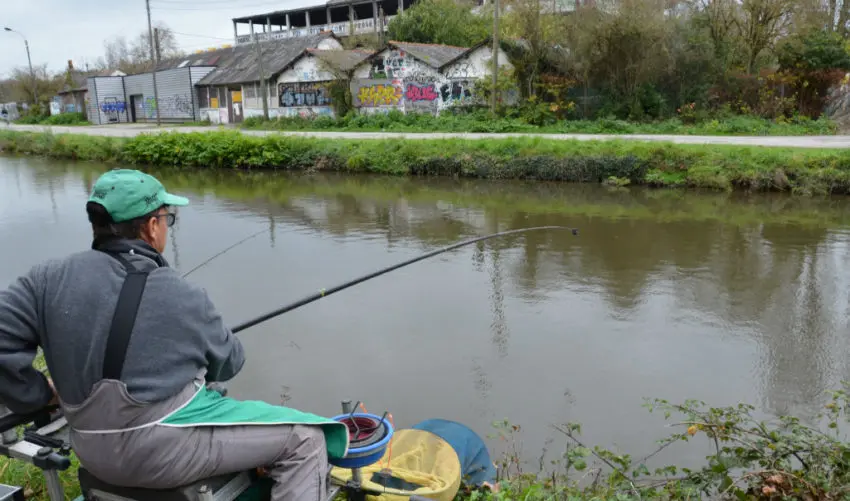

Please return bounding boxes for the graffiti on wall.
[142,95,193,118]
[443,61,474,79]
[404,82,439,112]
[440,80,474,105]
[144,97,157,118]
[100,97,127,122]
[404,83,439,102]
[279,82,331,108]
[280,107,334,118]
[368,49,440,81]
[162,95,193,114]
[353,80,403,107]
[368,49,409,79]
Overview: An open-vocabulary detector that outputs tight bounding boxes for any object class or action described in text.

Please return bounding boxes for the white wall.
[317,38,343,51]
[352,47,442,81]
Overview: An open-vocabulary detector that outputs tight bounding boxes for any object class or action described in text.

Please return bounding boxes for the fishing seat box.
[0,484,24,501]
[77,467,266,501]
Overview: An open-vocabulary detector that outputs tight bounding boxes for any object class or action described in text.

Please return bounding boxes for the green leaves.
[385,0,490,47]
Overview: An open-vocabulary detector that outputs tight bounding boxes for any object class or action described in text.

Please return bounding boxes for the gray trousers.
[65,380,330,501]
[73,422,330,501]
[190,424,330,501]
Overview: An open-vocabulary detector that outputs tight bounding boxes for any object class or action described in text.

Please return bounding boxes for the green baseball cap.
[88,169,189,223]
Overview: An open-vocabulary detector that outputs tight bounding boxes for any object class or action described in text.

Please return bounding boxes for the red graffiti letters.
[405,83,438,102]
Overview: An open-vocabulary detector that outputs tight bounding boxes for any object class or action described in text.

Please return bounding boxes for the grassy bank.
[5,381,850,500]
[241,112,839,136]
[3,129,850,195]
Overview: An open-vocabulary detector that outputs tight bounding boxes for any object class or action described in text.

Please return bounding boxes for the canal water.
[2,155,850,475]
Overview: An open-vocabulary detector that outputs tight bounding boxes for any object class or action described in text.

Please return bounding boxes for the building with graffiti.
[351,39,514,115]
[195,32,343,124]
[272,48,373,118]
[80,28,512,125]
[85,47,242,125]
[53,62,125,121]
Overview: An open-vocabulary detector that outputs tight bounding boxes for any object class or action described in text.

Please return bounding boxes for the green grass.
[241,110,839,136]
[15,112,90,126]
[3,129,850,195]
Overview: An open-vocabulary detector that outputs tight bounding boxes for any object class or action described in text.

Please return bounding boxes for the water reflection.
[2,158,850,471]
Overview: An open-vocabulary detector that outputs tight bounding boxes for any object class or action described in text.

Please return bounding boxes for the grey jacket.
[0,239,245,414]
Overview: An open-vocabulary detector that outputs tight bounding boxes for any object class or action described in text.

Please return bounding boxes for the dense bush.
[40,112,89,125]
[14,112,89,126]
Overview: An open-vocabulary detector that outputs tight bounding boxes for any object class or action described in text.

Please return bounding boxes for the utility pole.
[154,28,162,62]
[490,0,499,114]
[146,0,161,126]
[23,38,37,106]
[253,32,270,120]
[3,28,38,106]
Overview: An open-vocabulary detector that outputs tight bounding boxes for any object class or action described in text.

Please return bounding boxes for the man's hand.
[46,378,59,406]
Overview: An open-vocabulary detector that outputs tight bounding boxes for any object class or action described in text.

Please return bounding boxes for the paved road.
[5,123,850,148]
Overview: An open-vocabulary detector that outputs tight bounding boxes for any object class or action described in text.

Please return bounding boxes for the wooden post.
[145,0,161,126]
[490,0,499,114]
[253,30,270,120]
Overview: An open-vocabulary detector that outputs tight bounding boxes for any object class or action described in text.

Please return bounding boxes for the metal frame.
[0,404,70,501]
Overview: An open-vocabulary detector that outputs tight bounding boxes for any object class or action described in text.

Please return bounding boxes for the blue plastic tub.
[330,412,394,469]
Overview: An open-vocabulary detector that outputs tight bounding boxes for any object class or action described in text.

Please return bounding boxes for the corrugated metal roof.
[197,33,337,86]
[307,48,374,72]
[387,41,468,68]
[155,46,241,72]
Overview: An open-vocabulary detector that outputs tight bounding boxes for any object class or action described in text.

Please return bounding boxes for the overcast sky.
[1,0,309,79]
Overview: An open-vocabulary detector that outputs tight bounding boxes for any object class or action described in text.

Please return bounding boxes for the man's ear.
[140,216,157,240]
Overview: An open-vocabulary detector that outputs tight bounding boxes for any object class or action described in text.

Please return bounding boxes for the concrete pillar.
[306,11,311,28]
[267,16,272,33]
[286,13,291,31]
[326,7,332,29]
[233,20,238,43]
[373,0,378,32]
[249,19,254,38]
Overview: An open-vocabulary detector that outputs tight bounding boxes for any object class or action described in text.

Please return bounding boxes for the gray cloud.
[1,0,305,78]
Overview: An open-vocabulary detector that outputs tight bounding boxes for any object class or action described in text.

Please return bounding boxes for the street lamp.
[4,27,38,106]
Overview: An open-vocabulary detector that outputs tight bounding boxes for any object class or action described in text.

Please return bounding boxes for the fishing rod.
[229,225,579,334]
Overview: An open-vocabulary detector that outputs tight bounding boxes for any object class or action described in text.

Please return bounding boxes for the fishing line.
[180,228,270,278]
[230,225,579,334]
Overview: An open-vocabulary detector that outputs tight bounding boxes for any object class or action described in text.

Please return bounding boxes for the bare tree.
[735,0,796,73]
[696,0,739,60]
[100,22,184,74]
[7,65,63,105]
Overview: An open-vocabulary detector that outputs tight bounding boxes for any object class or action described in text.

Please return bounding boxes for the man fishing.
[0,169,348,501]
